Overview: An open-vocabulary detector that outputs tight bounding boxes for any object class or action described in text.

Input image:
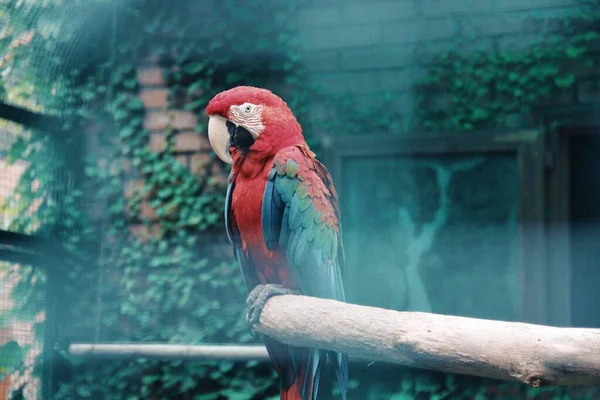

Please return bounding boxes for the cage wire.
[0,115,46,400]
[0,0,298,398]
[0,2,112,399]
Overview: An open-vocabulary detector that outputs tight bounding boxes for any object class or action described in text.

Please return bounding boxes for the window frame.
[546,120,600,328]
[320,129,549,325]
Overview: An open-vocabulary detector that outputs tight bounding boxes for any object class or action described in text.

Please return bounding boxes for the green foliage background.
[1,0,600,399]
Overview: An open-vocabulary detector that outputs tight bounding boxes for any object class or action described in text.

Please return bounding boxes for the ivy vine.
[3,0,600,399]
[417,5,600,132]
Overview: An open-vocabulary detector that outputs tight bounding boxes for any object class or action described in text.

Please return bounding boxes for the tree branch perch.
[254,294,600,387]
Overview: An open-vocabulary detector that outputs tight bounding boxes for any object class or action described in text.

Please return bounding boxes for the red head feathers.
[205,86,303,168]
[205,86,288,118]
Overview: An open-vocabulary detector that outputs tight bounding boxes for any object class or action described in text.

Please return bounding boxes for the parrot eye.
[244,105,252,113]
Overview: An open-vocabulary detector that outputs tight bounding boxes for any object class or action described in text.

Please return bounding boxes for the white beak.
[208,115,233,164]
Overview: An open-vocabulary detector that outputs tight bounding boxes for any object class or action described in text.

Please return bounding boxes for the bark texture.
[255,295,600,387]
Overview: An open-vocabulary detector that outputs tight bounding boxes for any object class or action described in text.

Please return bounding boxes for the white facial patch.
[229,102,264,138]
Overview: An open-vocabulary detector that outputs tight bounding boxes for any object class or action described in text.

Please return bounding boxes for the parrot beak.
[208,115,234,164]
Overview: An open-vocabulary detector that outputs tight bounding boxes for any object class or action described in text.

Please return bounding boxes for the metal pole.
[69,343,271,362]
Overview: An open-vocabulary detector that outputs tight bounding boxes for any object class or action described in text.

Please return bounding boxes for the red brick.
[124,180,144,199]
[170,110,197,130]
[108,159,122,176]
[137,67,165,86]
[210,164,229,187]
[149,133,166,152]
[190,153,211,175]
[175,155,188,169]
[144,112,169,131]
[143,110,197,131]
[129,224,162,241]
[213,174,229,188]
[140,88,168,109]
[129,224,143,237]
[191,132,211,150]
[174,131,203,152]
[200,134,211,150]
[140,201,156,220]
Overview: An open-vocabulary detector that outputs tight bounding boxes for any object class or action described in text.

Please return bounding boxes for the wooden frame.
[545,119,600,328]
[0,101,65,266]
[0,101,69,399]
[538,104,600,327]
[0,101,63,133]
[545,126,571,327]
[321,129,549,324]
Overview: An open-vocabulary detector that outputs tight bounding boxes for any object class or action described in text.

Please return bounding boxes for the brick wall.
[138,66,212,167]
[294,0,581,132]
[124,63,218,239]
[116,0,587,235]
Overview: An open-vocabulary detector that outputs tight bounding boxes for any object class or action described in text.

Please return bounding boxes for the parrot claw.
[246,284,299,336]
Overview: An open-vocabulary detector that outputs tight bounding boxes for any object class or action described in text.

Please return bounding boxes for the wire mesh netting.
[0,103,43,400]
[3,0,600,399]
[0,261,45,400]
[1,121,47,400]
[0,1,268,398]
[1,123,35,233]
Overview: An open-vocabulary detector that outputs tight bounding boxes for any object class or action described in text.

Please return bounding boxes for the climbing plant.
[56,1,314,398]
[417,4,600,132]
[400,4,600,399]
[3,0,600,399]
[2,0,307,399]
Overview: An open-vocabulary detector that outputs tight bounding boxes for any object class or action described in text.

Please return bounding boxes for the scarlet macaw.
[206,86,348,400]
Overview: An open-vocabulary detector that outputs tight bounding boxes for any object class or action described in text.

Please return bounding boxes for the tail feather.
[281,380,303,400]
[265,337,348,400]
[265,337,321,400]
[332,351,348,400]
[279,359,311,400]
[301,349,324,400]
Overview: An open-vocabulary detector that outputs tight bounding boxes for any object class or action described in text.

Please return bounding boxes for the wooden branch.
[255,295,600,387]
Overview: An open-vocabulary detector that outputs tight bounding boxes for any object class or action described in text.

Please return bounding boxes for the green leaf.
[7,137,27,164]
[391,393,414,400]
[76,385,92,398]
[565,46,585,59]
[555,74,576,88]
[0,341,29,376]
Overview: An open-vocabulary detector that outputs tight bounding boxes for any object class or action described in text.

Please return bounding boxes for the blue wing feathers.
[289,194,302,230]
[294,229,310,268]
[262,178,283,251]
[333,351,348,400]
[261,146,348,400]
[279,206,291,250]
[302,349,325,400]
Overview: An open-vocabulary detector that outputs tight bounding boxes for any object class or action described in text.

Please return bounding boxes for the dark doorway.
[569,132,600,328]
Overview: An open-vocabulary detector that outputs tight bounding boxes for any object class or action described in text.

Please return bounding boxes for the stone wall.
[294,0,580,132]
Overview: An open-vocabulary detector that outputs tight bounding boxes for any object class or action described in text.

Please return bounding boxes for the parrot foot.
[246,284,299,336]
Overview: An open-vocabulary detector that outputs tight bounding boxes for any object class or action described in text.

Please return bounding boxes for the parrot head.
[205,86,303,165]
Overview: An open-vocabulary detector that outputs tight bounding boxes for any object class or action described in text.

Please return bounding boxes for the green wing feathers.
[262,145,345,300]
[261,145,348,400]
